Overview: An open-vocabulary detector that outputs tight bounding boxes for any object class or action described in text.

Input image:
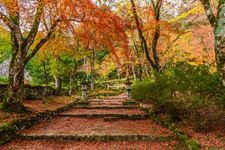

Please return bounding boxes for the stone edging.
[19,134,174,142]
[0,99,78,145]
[59,114,149,120]
[0,91,124,145]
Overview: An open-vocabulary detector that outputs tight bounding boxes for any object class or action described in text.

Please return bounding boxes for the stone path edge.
[73,106,139,109]
[19,134,175,142]
[0,98,78,145]
[141,108,201,149]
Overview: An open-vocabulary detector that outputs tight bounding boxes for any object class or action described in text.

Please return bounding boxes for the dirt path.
[1,94,180,150]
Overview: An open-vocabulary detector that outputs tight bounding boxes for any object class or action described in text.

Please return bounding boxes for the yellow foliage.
[169,3,204,23]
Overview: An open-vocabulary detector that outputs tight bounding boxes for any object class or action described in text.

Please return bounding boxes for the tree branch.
[150,0,163,71]
[0,11,23,46]
[23,0,44,51]
[25,19,59,63]
[0,12,13,29]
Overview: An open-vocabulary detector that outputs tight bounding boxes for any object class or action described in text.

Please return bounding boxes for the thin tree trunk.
[90,49,95,91]
[68,76,73,96]
[130,0,162,73]
[132,65,137,80]
[130,0,157,70]
[54,75,62,96]
[42,61,48,101]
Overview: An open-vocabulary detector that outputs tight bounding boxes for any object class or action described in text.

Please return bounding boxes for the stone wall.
[0,84,68,102]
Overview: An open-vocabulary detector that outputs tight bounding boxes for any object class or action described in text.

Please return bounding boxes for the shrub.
[132,61,225,124]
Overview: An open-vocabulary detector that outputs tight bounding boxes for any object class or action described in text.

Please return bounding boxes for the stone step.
[90,102,123,105]
[62,108,146,115]
[19,134,174,142]
[58,114,149,120]
[20,117,173,138]
[2,139,178,150]
[73,106,139,109]
[89,100,126,103]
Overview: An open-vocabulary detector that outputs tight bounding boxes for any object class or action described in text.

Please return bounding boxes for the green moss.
[76,100,90,106]
[0,123,16,145]
[123,100,137,106]
[1,100,28,114]
[186,139,201,150]
[20,134,173,142]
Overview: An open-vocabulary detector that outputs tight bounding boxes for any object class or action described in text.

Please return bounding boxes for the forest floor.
[0,96,75,126]
[1,94,225,149]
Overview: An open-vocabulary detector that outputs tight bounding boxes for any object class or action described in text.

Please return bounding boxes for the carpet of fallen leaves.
[24,96,75,112]
[61,108,146,115]
[1,94,181,149]
[1,140,178,150]
[0,96,75,126]
[180,125,225,149]
[21,117,172,136]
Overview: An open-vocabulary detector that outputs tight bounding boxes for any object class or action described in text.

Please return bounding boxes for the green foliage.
[0,77,8,84]
[0,29,11,63]
[26,57,50,85]
[95,49,109,64]
[27,54,85,88]
[107,69,120,79]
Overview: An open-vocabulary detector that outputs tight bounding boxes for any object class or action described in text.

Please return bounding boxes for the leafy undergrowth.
[0,96,75,126]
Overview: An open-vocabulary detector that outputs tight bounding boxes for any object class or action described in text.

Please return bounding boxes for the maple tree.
[0,0,87,112]
[129,0,193,74]
[0,0,128,113]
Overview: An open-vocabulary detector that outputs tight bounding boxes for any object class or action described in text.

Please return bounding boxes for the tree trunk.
[215,27,225,86]
[90,76,94,91]
[214,2,225,86]
[200,0,225,86]
[2,52,27,113]
[68,76,73,96]
[54,75,62,96]
[132,65,137,80]
[42,61,48,101]
[90,49,95,91]
[130,0,161,73]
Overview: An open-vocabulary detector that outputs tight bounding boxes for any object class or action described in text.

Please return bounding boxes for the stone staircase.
[3,94,178,149]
